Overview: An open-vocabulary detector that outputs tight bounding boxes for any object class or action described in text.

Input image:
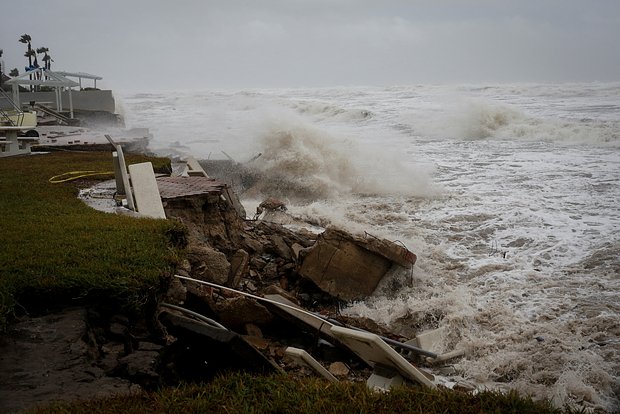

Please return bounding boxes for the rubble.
[158,310,280,382]
[55,154,465,396]
[297,228,416,301]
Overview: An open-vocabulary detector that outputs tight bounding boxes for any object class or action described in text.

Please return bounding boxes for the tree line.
[0,33,54,79]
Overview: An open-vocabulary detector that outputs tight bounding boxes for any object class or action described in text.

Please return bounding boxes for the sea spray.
[242,111,437,200]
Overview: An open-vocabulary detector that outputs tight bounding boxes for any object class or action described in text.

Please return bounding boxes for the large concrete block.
[128,162,165,219]
[298,228,394,301]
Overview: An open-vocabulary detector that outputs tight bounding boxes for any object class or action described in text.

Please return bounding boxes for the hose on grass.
[49,170,114,183]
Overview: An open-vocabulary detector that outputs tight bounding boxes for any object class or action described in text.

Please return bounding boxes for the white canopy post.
[12,84,20,108]
[55,87,61,111]
[68,88,74,118]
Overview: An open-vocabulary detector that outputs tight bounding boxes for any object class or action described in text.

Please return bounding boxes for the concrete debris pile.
[59,152,468,402]
[148,165,466,392]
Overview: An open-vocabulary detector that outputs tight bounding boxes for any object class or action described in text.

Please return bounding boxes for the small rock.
[179,259,192,273]
[453,381,476,393]
[245,323,263,338]
[250,257,268,270]
[243,335,270,351]
[270,235,292,260]
[109,323,128,340]
[328,361,350,377]
[262,285,299,304]
[437,366,457,376]
[279,276,289,290]
[101,343,125,356]
[228,249,250,288]
[263,262,278,280]
[167,278,187,304]
[118,351,159,378]
[291,243,305,260]
[187,244,231,285]
[243,280,258,292]
[241,235,265,254]
[279,263,295,273]
[138,342,163,351]
[216,296,273,327]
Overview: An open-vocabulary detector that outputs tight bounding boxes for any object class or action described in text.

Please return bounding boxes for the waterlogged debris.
[329,325,435,390]
[285,347,338,383]
[257,197,287,214]
[158,310,279,380]
[298,228,417,301]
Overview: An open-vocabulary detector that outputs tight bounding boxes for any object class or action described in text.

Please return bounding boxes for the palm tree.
[24,49,36,61]
[44,53,53,70]
[19,34,33,90]
[37,47,52,70]
[19,34,33,67]
[0,49,3,88]
[9,68,19,77]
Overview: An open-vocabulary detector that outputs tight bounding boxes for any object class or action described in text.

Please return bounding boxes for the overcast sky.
[2,0,619,91]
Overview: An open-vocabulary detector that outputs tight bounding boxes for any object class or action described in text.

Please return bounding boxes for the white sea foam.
[240,112,437,200]
[122,83,620,412]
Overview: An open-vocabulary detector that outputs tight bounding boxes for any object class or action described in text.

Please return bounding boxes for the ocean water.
[121,83,620,412]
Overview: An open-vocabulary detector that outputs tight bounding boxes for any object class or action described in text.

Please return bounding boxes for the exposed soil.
[0,308,139,413]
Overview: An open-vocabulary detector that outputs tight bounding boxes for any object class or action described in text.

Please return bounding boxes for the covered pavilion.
[5,68,79,118]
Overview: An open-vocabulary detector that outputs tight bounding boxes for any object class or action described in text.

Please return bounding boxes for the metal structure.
[54,71,102,89]
[4,68,79,118]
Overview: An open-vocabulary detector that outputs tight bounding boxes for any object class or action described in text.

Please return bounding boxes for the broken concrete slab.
[298,228,416,301]
[403,327,465,364]
[412,327,447,354]
[158,310,279,380]
[128,162,166,219]
[329,325,435,390]
[285,347,338,383]
[115,145,135,210]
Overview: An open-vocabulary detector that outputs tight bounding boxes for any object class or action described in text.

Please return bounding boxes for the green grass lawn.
[31,372,583,414]
[0,151,183,326]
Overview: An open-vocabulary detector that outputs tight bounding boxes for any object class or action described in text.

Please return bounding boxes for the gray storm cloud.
[1,0,619,91]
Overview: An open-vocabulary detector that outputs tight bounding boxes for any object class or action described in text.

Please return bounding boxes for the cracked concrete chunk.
[298,228,416,301]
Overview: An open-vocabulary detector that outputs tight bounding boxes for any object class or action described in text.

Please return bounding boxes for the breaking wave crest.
[408,99,620,146]
[289,100,373,122]
[243,115,436,201]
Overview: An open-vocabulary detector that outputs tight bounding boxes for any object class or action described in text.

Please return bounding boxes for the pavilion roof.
[54,71,103,81]
[5,68,79,87]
